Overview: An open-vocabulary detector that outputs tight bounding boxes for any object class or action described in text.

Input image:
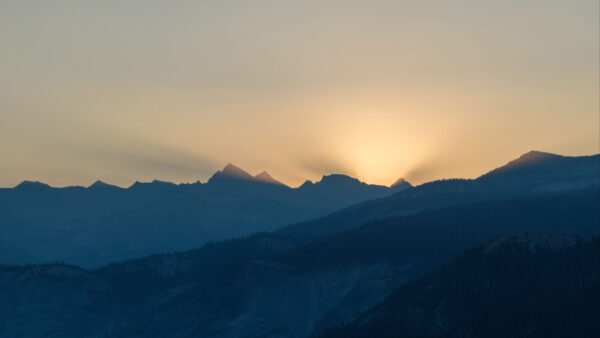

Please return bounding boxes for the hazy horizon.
[1,0,598,187]
[3,149,598,189]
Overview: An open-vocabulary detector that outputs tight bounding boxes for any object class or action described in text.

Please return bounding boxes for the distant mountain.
[208,163,257,183]
[0,190,597,337]
[297,174,399,206]
[254,171,286,186]
[88,180,123,190]
[390,177,411,190]
[13,180,52,190]
[0,164,407,267]
[478,150,599,191]
[208,164,287,187]
[1,151,597,268]
[0,151,597,337]
[322,233,600,338]
[278,151,599,240]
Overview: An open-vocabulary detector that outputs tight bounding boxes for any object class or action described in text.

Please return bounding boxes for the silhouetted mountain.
[1,151,597,268]
[88,180,123,191]
[254,171,286,186]
[478,150,599,191]
[1,150,597,269]
[208,163,256,183]
[14,180,51,191]
[129,179,178,192]
[297,174,393,206]
[278,151,599,240]
[322,233,600,338]
[0,164,408,267]
[390,177,411,189]
[1,190,596,337]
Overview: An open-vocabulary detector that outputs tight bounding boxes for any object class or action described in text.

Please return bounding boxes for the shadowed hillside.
[278,152,599,240]
[0,189,597,337]
[322,234,600,338]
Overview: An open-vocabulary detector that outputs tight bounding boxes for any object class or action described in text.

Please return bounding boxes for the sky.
[1,0,598,187]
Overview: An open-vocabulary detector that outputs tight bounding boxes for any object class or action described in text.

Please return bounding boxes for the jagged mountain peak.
[89,180,109,187]
[88,180,122,189]
[221,163,254,179]
[210,164,288,186]
[254,171,287,186]
[390,177,411,189]
[209,163,254,183]
[299,180,314,188]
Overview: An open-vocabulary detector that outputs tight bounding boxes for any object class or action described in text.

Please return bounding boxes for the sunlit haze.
[1,0,598,187]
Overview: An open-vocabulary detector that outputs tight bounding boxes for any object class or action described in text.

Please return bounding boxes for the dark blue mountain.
[0,164,408,267]
[322,233,600,338]
[0,151,597,337]
[278,151,599,239]
[0,190,597,337]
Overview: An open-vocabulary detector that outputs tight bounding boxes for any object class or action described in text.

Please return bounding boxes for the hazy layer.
[1,0,598,187]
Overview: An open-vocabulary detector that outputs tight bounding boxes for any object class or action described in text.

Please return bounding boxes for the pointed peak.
[128,181,143,189]
[209,163,254,183]
[254,171,287,187]
[89,180,123,190]
[223,162,243,172]
[390,178,406,187]
[222,163,252,177]
[15,180,51,190]
[298,180,314,189]
[89,180,109,188]
[390,178,412,189]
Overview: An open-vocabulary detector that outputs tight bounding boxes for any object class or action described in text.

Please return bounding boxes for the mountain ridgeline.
[0,151,598,337]
[0,164,410,267]
[278,151,600,240]
[0,190,597,337]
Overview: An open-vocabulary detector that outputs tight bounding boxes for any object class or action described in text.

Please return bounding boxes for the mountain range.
[0,164,410,267]
[0,150,598,337]
[278,151,599,239]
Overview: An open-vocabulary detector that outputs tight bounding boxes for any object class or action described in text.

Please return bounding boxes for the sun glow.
[0,1,597,188]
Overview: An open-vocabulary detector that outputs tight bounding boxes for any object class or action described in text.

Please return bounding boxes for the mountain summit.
[254,171,287,187]
[209,163,255,183]
[477,150,598,188]
[1,151,597,268]
[88,180,121,190]
[221,163,255,180]
[209,164,288,187]
[390,178,412,190]
[503,150,562,168]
